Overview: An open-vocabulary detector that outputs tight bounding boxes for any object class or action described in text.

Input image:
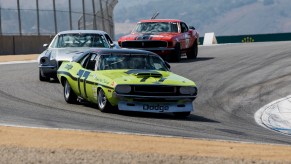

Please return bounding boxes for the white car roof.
[57,30,108,35]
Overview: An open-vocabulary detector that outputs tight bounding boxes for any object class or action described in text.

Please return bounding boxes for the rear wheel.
[173,112,191,118]
[39,69,50,81]
[64,80,77,103]
[186,40,198,59]
[97,88,112,112]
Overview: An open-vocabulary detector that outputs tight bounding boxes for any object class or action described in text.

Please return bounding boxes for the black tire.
[64,80,77,104]
[186,40,198,59]
[97,88,112,112]
[171,43,181,62]
[173,112,191,118]
[39,69,50,81]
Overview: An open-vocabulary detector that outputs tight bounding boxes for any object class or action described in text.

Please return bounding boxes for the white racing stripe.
[255,95,291,135]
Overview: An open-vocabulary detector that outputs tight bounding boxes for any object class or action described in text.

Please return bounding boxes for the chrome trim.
[118,101,193,113]
[38,65,56,68]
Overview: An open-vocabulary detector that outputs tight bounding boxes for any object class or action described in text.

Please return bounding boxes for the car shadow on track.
[111,110,219,123]
[74,100,219,123]
[180,57,215,63]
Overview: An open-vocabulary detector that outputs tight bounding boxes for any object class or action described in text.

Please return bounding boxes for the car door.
[77,53,97,99]
[179,22,191,50]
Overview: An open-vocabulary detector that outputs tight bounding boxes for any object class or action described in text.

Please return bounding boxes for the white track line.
[0,60,37,65]
[255,95,291,136]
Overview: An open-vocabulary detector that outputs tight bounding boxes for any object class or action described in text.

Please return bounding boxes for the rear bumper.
[114,93,195,113]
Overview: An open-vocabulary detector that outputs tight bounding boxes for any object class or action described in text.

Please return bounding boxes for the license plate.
[142,104,169,113]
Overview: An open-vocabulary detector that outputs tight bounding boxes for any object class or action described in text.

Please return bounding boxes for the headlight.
[40,57,49,65]
[179,86,197,95]
[115,85,131,94]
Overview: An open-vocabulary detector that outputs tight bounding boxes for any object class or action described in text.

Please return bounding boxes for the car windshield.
[51,33,110,48]
[98,53,168,71]
[133,22,178,33]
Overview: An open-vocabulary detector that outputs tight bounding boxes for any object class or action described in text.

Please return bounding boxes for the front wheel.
[97,88,112,112]
[173,112,191,118]
[186,41,198,59]
[64,80,77,104]
[171,43,181,62]
[39,69,50,82]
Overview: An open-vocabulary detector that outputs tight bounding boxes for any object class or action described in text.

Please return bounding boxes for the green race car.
[57,48,197,117]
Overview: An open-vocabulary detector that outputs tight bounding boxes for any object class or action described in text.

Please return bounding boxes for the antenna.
[151,12,159,19]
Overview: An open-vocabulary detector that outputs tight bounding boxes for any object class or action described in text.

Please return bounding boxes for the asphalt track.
[1,41,291,145]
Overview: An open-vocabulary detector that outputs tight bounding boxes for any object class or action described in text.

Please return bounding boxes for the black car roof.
[89,48,158,55]
[73,48,161,62]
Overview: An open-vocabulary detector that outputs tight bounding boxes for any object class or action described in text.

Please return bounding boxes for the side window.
[149,56,166,71]
[180,22,189,33]
[97,56,106,70]
[97,36,109,48]
[104,34,113,45]
[85,53,97,71]
[170,23,178,32]
[80,53,97,71]
[80,54,90,67]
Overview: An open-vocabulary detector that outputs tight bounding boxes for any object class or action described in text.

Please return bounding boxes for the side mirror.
[189,26,195,30]
[165,61,171,69]
[43,44,48,48]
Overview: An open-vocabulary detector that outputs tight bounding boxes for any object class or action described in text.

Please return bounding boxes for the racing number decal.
[82,71,90,98]
[140,77,149,82]
[77,70,84,95]
[77,69,91,98]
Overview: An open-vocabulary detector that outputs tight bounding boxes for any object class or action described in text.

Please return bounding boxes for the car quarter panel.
[57,62,83,96]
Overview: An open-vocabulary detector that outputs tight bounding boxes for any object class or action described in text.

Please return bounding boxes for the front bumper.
[115,93,195,113]
[134,47,175,51]
[124,47,175,56]
[118,101,193,113]
[39,65,57,77]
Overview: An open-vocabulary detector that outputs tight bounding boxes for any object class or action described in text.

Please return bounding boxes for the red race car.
[118,19,199,62]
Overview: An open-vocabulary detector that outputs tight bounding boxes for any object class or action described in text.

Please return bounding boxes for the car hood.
[46,47,90,61]
[98,69,195,86]
[119,32,178,41]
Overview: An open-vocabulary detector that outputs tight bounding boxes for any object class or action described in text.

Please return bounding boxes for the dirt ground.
[0,54,38,62]
[1,126,291,164]
[1,54,291,163]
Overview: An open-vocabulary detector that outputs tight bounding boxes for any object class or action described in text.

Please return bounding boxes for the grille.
[132,85,177,96]
[121,41,168,48]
